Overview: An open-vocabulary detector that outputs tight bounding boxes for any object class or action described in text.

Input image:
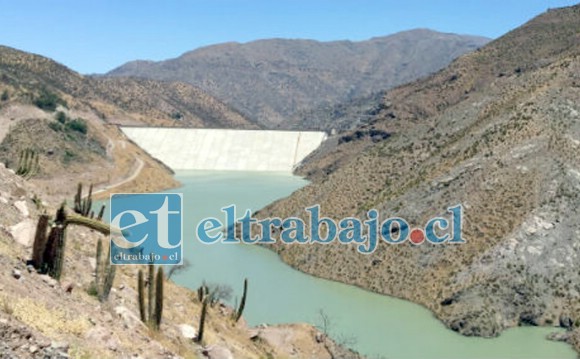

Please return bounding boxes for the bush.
[65,119,88,134]
[55,111,68,124]
[48,121,63,132]
[34,89,66,111]
[1,90,8,101]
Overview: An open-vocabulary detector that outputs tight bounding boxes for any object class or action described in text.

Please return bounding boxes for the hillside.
[107,30,489,128]
[0,45,256,129]
[253,3,580,351]
[0,166,360,359]
[0,45,259,200]
[0,47,360,358]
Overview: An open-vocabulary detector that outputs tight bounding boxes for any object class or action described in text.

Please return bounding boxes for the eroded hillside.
[254,4,580,350]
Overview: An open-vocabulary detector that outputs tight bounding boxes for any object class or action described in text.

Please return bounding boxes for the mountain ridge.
[108,29,490,128]
[250,4,580,351]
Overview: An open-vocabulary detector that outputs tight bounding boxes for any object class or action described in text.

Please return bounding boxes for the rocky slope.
[252,3,580,351]
[0,47,361,358]
[0,164,360,359]
[0,45,261,200]
[107,30,489,128]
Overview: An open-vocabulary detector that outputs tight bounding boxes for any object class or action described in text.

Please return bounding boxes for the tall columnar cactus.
[197,283,209,303]
[43,205,67,280]
[16,148,40,178]
[94,238,116,302]
[97,205,106,221]
[74,183,94,217]
[195,296,209,344]
[31,214,49,268]
[31,201,116,281]
[234,278,248,323]
[138,270,146,322]
[137,265,165,330]
[153,267,164,329]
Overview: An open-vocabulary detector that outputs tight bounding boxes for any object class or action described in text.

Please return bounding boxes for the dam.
[121,127,327,172]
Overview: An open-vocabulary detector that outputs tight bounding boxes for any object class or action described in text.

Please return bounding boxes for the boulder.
[178,324,197,340]
[114,306,146,330]
[13,200,29,217]
[8,219,35,247]
[559,314,574,329]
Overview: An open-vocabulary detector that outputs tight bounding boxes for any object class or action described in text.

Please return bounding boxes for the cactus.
[138,270,146,322]
[94,238,116,302]
[66,213,114,235]
[43,205,67,280]
[95,238,103,288]
[74,183,93,217]
[153,267,164,329]
[30,201,118,281]
[137,265,164,330]
[16,148,40,178]
[31,214,49,268]
[100,245,116,301]
[195,297,209,344]
[148,264,154,323]
[97,205,106,221]
[234,278,248,323]
[197,284,209,303]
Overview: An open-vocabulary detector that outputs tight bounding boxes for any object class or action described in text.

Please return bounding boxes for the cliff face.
[253,4,580,346]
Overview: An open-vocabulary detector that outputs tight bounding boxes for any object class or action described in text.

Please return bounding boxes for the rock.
[519,311,539,326]
[61,282,74,293]
[29,345,38,354]
[12,269,21,279]
[8,219,35,247]
[178,324,197,340]
[202,345,234,359]
[39,274,58,288]
[114,306,146,330]
[559,314,574,329]
[13,200,29,217]
[86,326,118,352]
[548,331,569,342]
[88,257,97,271]
[50,341,69,351]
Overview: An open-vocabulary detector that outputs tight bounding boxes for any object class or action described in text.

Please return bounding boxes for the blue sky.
[0,0,577,74]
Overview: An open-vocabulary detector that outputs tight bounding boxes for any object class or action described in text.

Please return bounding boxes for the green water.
[163,170,574,359]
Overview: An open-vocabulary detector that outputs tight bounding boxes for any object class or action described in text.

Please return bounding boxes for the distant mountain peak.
[107,29,490,128]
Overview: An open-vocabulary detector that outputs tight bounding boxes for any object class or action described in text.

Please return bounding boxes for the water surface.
[163,170,575,359]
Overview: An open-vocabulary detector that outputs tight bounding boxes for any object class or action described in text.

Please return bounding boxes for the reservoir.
[161,170,574,359]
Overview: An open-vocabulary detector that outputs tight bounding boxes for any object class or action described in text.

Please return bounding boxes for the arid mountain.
[253,4,580,351]
[0,45,256,129]
[0,45,258,199]
[107,29,490,128]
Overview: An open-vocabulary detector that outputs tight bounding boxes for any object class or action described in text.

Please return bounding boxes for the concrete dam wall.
[121,127,327,172]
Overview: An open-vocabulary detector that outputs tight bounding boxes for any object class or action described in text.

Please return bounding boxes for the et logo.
[110,193,183,265]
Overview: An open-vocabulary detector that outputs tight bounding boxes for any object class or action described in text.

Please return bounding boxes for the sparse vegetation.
[93,238,116,302]
[15,148,40,178]
[34,88,66,111]
[234,278,248,323]
[137,265,165,330]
